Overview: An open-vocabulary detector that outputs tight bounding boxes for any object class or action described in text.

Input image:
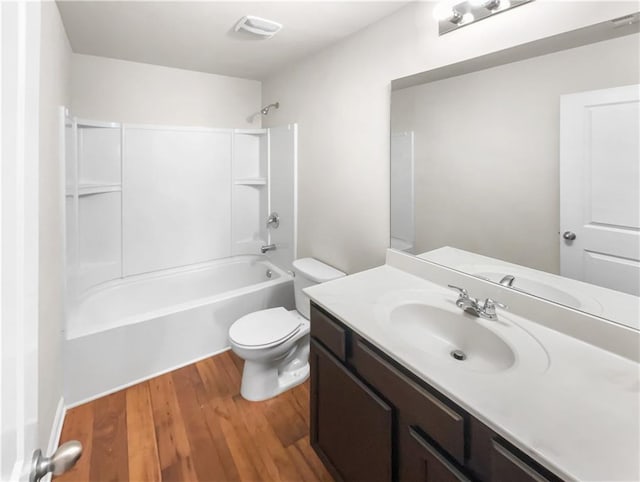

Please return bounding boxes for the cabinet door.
[491,440,552,482]
[310,339,393,482]
[400,426,470,482]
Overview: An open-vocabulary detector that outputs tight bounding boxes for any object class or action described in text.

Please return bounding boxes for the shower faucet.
[261,244,276,253]
[266,212,280,229]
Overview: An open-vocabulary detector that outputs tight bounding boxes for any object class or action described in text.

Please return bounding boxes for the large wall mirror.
[390,15,640,329]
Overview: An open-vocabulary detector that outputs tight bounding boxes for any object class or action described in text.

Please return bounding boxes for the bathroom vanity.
[306,251,640,482]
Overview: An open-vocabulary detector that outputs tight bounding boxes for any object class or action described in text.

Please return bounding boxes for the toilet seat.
[229,307,302,349]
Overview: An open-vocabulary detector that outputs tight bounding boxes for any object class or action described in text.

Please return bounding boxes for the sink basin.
[389,303,515,373]
[375,289,549,375]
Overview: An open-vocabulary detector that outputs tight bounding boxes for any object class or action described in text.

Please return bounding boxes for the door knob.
[563,231,577,241]
[30,441,83,482]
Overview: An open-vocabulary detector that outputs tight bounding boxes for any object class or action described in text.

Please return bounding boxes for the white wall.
[262,1,639,274]
[38,1,71,449]
[71,54,261,128]
[392,34,640,274]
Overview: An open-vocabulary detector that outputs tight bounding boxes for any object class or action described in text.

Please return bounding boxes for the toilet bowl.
[228,258,345,401]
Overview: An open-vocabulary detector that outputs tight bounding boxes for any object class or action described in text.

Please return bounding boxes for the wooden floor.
[56,350,332,482]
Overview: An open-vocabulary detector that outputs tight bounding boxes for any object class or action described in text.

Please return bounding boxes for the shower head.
[261,102,280,115]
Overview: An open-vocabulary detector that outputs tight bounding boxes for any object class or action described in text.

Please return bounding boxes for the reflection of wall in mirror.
[390,33,640,274]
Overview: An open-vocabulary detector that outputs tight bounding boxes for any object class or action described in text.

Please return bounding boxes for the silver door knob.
[30,441,83,482]
[563,231,577,241]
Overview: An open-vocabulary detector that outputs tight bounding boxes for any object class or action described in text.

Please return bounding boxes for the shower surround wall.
[66,121,292,291]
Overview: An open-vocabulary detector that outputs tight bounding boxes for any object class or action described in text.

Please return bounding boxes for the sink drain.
[450,349,467,361]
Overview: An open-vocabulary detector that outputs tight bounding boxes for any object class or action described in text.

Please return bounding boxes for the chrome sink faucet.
[499,275,515,287]
[448,285,507,321]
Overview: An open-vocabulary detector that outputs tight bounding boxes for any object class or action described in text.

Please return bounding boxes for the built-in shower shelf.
[234,177,267,186]
[74,183,122,196]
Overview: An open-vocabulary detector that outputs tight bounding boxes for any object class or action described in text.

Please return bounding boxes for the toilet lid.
[229,307,302,348]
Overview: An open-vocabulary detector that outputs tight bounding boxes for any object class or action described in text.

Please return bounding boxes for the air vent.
[234,16,282,38]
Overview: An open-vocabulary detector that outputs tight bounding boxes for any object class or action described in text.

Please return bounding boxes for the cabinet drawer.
[310,339,393,482]
[491,439,552,482]
[351,336,465,464]
[310,304,347,361]
[401,426,470,482]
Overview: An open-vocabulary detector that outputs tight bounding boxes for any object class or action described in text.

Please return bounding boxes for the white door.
[1,1,41,480]
[560,84,640,296]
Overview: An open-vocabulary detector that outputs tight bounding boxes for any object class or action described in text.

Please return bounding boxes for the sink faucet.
[499,275,515,287]
[448,285,507,321]
[261,243,276,254]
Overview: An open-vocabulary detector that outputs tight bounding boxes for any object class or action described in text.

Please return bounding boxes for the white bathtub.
[64,255,294,406]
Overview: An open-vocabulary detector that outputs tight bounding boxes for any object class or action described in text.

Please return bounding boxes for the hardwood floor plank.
[196,355,233,400]
[295,436,334,482]
[287,441,322,482]
[89,390,129,482]
[234,394,306,482]
[56,352,332,482]
[171,365,229,482]
[228,350,245,374]
[211,396,264,481]
[291,381,311,427]
[55,403,94,482]
[218,350,243,393]
[126,382,161,482]
[148,372,199,481]
[190,363,242,482]
[264,389,309,447]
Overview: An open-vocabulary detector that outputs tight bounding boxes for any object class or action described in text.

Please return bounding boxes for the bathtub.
[64,255,294,406]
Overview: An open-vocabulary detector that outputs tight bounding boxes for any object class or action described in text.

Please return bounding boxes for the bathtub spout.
[261,244,276,254]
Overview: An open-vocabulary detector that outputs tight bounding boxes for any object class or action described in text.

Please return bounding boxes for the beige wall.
[392,34,640,274]
[39,1,72,448]
[262,1,639,274]
[71,54,261,128]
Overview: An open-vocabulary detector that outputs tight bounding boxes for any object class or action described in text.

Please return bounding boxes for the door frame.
[1,1,41,479]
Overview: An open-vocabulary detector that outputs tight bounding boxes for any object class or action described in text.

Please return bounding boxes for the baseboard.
[65,347,231,409]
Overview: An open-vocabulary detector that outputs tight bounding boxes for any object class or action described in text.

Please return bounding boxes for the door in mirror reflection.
[560,85,640,296]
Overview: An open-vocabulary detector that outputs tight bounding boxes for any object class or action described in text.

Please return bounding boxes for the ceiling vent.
[234,16,283,39]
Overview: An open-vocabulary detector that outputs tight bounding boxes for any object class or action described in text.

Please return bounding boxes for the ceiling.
[57,1,411,80]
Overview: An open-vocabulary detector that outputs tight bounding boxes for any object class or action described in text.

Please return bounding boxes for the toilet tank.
[293,258,345,319]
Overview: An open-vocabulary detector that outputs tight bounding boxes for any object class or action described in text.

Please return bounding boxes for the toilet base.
[240,360,310,401]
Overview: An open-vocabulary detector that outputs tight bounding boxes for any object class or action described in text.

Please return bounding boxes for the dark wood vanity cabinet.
[310,339,393,482]
[309,302,563,482]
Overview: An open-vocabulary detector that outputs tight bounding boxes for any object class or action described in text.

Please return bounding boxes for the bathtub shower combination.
[63,112,298,406]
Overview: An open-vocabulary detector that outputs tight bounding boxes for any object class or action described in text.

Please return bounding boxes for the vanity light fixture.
[434,0,532,35]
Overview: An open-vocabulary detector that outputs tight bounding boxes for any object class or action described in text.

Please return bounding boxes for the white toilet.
[228,258,345,401]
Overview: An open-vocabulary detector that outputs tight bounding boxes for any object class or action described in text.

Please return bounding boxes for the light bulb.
[432,1,457,21]
[461,12,475,23]
[469,0,501,9]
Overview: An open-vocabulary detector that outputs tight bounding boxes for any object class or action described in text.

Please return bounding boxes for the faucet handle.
[481,298,508,319]
[447,285,468,298]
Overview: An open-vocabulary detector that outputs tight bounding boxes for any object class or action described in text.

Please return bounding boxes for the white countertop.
[305,264,640,482]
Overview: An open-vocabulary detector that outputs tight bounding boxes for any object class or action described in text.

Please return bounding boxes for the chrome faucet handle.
[447,285,469,299]
[481,298,508,320]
